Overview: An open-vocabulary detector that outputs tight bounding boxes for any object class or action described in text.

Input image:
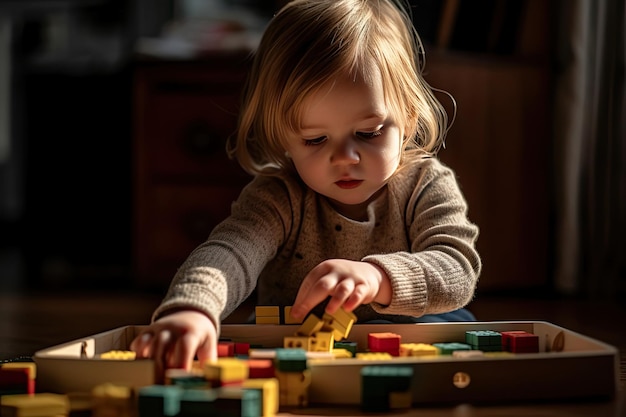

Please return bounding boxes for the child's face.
[286,71,403,219]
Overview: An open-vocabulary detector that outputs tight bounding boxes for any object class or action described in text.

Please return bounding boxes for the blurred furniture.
[132,0,554,292]
[132,53,251,289]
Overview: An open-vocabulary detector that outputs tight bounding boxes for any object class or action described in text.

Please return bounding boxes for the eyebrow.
[300,113,385,131]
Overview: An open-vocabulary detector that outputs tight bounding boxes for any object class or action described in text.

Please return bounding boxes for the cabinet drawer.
[143,92,248,182]
[134,184,245,287]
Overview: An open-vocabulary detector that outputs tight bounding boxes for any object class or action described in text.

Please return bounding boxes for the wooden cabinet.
[132,54,252,289]
[426,53,552,291]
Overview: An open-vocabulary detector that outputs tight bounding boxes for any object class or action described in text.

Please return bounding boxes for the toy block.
[0,367,34,396]
[310,332,334,352]
[484,351,515,358]
[218,341,236,357]
[255,316,280,325]
[1,393,69,417]
[433,342,472,355]
[334,341,357,357]
[465,330,502,352]
[321,308,356,340]
[452,350,485,358]
[275,370,311,407]
[216,386,261,417]
[399,343,439,357]
[92,382,136,417]
[284,336,313,350]
[248,349,276,360]
[355,352,392,360]
[1,362,36,379]
[205,358,249,386]
[178,388,218,416]
[247,359,275,379]
[256,306,280,325]
[368,332,401,356]
[137,385,183,417]
[235,342,251,356]
[296,314,324,336]
[243,378,279,417]
[361,366,413,412]
[501,331,539,353]
[284,306,303,324]
[99,350,137,360]
[330,348,353,358]
[165,368,210,389]
[274,348,307,372]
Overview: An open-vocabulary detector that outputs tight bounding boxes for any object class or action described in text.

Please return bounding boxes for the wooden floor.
[1,289,625,416]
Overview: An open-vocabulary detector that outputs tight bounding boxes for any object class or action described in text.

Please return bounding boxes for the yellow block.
[355,352,392,360]
[205,358,248,383]
[243,378,279,417]
[1,393,69,417]
[322,308,356,340]
[311,332,334,352]
[330,348,353,358]
[284,306,303,324]
[99,350,136,360]
[284,336,313,350]
[296,314,323,336]
[399,343,439,357]
[256,316,280,325]
[255,306,280,317]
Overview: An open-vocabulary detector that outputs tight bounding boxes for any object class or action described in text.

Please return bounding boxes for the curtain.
[553,0,626,299]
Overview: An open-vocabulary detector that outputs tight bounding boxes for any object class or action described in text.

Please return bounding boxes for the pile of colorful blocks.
[0,306,544,416]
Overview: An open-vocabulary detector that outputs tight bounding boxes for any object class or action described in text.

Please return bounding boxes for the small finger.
[169,332,197,370]
[325,280,355,314]
[292,275,337,319]
[342,284,368,312]
[130,333,153,358]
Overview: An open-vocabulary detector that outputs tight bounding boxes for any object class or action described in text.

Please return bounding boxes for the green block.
[138,385,183,417]
[274,348,308,372]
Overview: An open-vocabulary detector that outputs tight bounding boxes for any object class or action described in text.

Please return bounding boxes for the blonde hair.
[228,0,449,176]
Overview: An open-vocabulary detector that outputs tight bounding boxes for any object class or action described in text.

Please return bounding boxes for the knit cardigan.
[153,157,481,331]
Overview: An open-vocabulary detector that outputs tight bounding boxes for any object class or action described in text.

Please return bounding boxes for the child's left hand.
[290,259,392,320]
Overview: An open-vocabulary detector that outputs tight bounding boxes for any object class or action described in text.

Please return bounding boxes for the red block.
[368,332,401,356]
[235,342,250,356]
[247,359,275,379]
[501,331,539,353]
[0,368,35,394]
[218,341,235,357]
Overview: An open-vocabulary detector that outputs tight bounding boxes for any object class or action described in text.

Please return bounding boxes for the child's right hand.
[130,309,218,380]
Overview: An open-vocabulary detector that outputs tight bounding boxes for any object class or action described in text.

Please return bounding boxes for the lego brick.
[137,385,183,417]
[178,388,218,416]
[1,393,69,417]
[368,332,401,356]
[99,350,137,360]
[246,359,275,379]
[204,358,249,386]
[255,306,280,317]
[333,341,357,357]
[217,386,261,417]
[501,331,539,353]
[361,366,413,412]
[355,352,392,360]
[399,343,439,357]
[218,341,236,357]
[274,348,308,373]
[284,336,313,351]
[284,306,303,324]
[321,308,356,341]
[243,378,279,417]
[296,314,324,336]
[433,342,472,355]
[255,316,280,325]
[311,332,334,352]
[275,370,311,407]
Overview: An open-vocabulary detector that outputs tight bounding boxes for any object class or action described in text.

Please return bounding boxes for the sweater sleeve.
[151,175,295,332]
[362,158,481,317]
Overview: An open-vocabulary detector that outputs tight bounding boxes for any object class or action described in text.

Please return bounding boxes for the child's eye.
[303,136,327,146]
[357,129,383,139]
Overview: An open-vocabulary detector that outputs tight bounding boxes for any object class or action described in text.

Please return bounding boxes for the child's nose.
[330,139,360,165]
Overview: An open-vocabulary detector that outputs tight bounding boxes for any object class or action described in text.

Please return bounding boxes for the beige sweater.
[153,157,481,330]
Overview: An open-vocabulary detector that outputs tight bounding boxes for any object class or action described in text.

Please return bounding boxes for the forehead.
[299,70,386,127]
